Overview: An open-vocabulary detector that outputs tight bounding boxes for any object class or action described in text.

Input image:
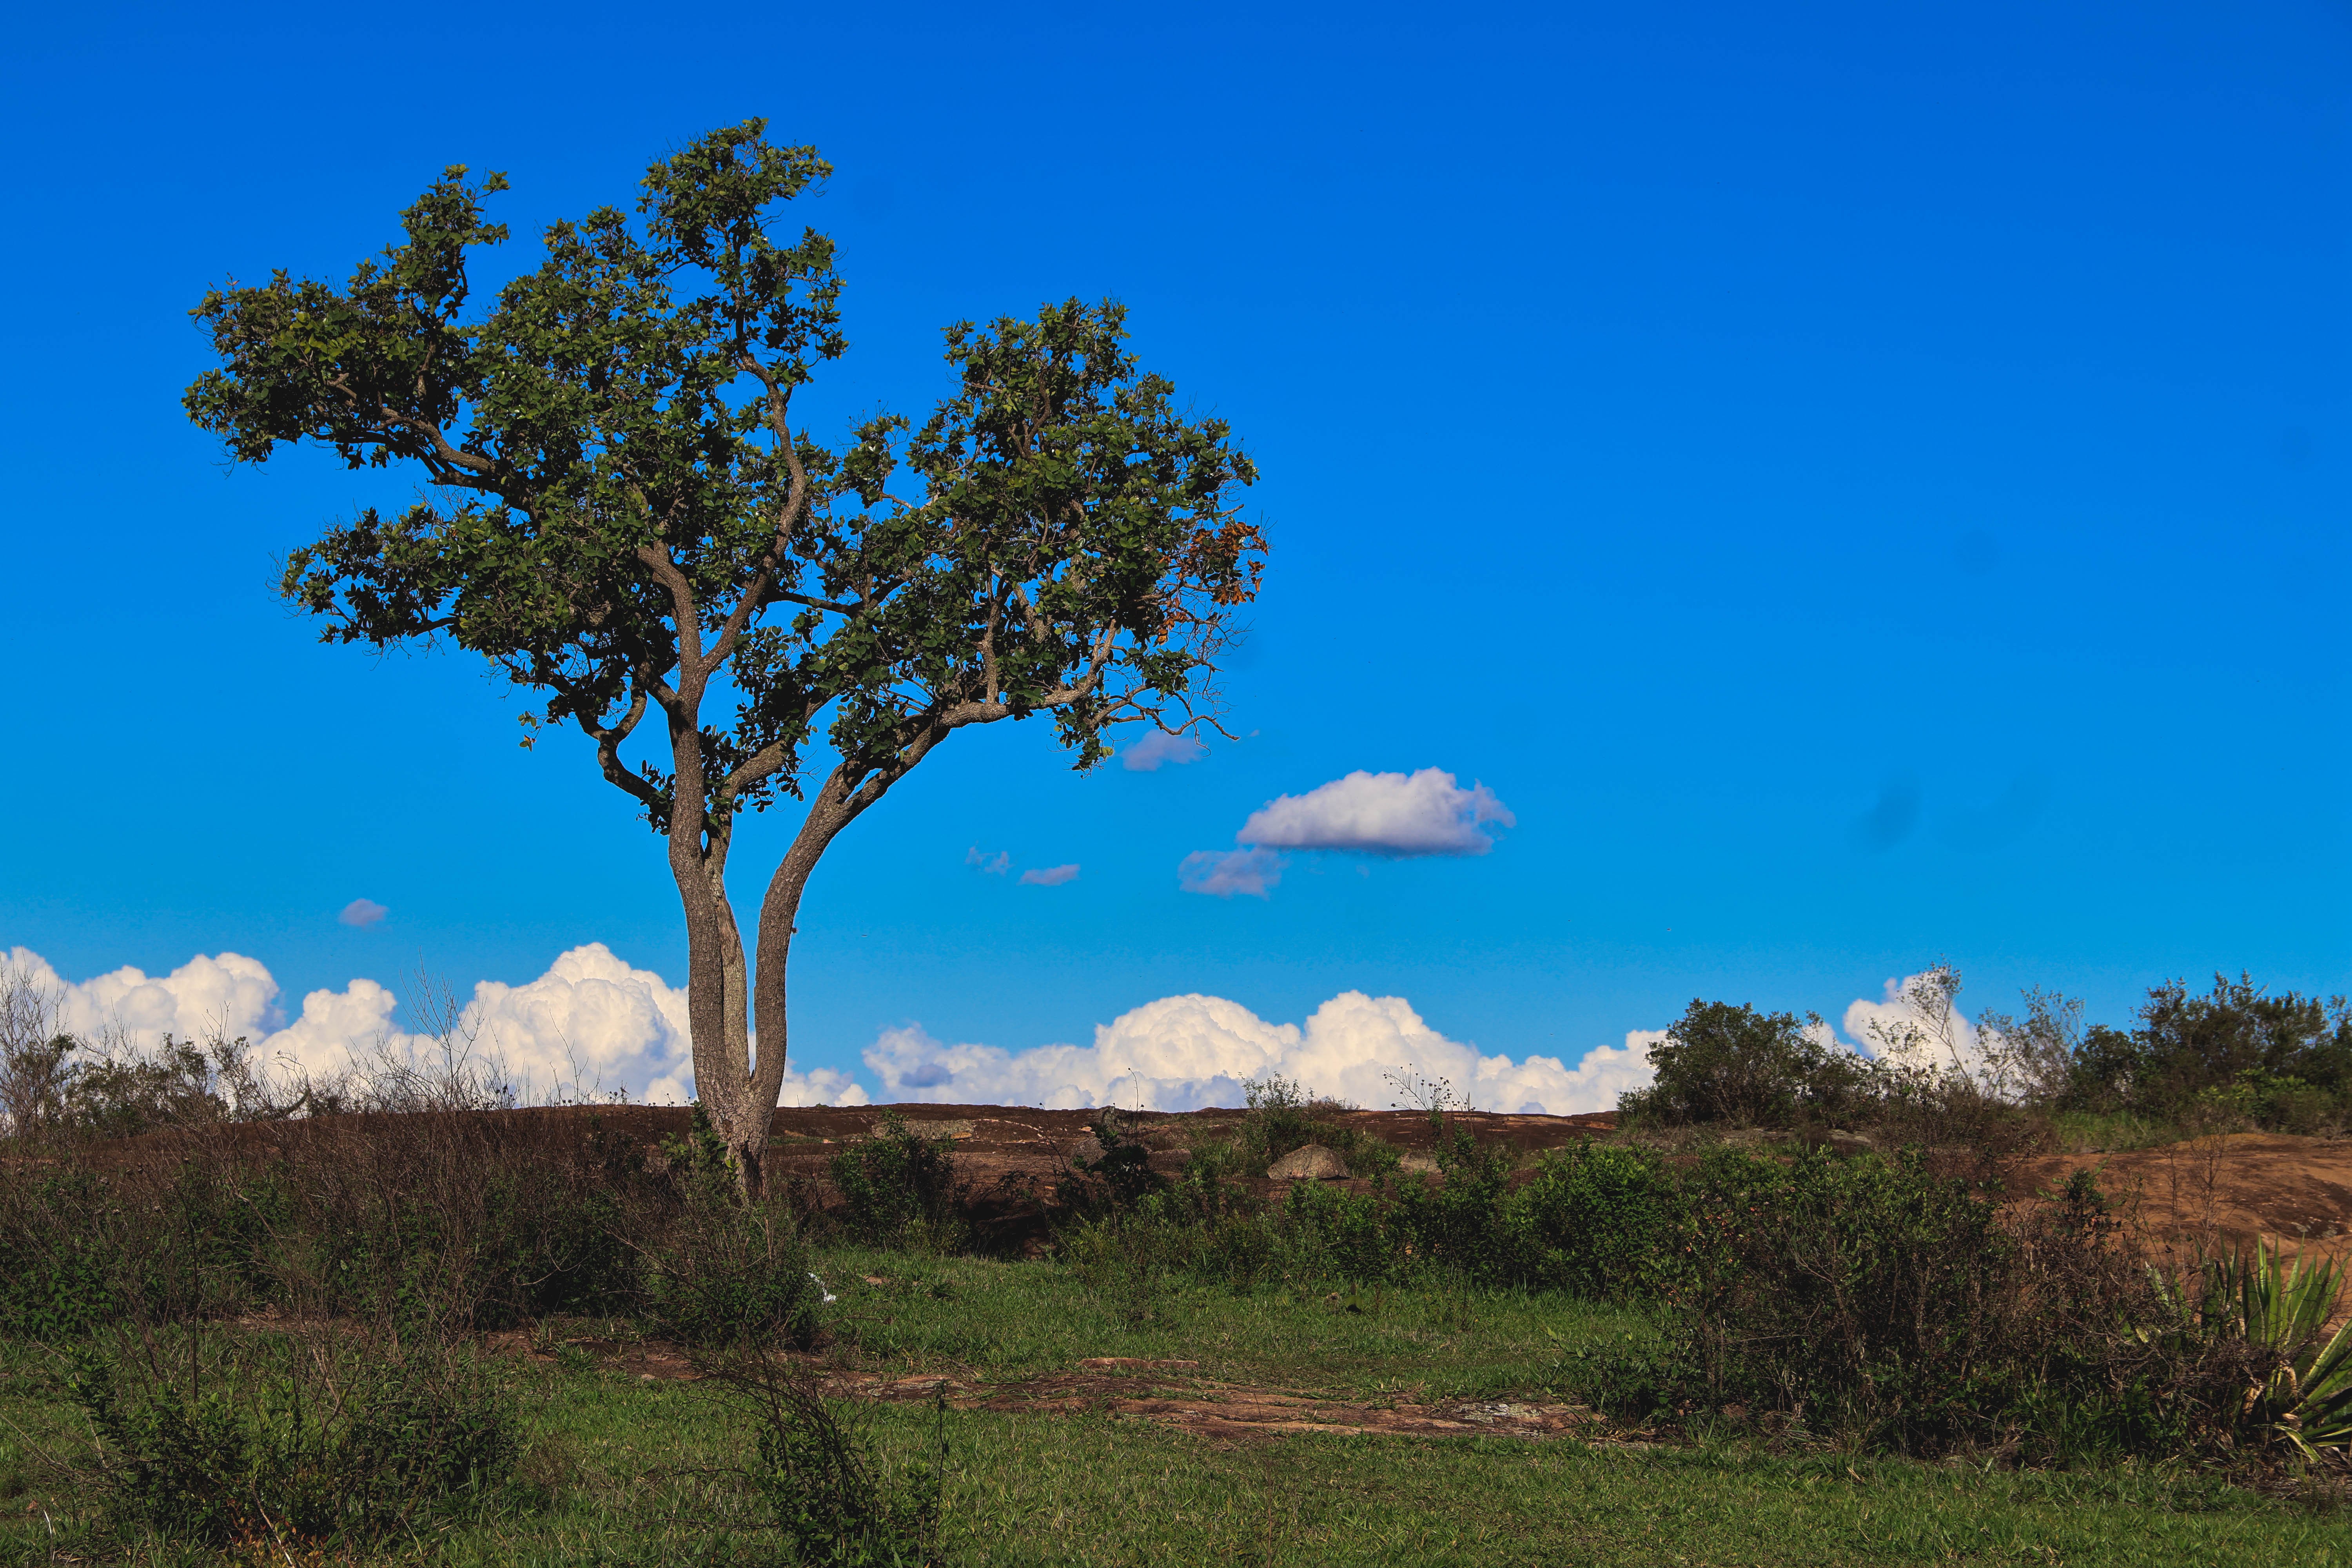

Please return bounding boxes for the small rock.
[1268,1143,1348,1180]
[1399,1153,1441,1174]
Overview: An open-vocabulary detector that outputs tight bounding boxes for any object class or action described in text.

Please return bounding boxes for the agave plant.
[2205,1241,2352,1459]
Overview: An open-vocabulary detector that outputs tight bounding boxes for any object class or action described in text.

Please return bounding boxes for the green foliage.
[2196,1241,2352,1458]
[1059,1108,1165,1219]
[1183,1076,1400,1182]
[2060,974,2352,1125]
[716,1358,944,1568]
[184,120,1269,1171]
[1667,1148,2011,1441]
[67,1332,517,1546]
[1618,999,1868,1128]
[642,1202,827,1351]
[1506,1141,1679,1299]
[830,1112,965,1250]
[0,1169,124,1337]
[0,1110,680,1341]
[662,1101,743,1201]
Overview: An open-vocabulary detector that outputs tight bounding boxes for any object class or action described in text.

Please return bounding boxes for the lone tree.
[186,122,1265,1185]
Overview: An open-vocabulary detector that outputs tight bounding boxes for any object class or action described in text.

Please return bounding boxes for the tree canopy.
[186,121,1265,1178]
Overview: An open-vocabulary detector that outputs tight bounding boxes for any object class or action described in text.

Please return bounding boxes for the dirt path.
[836,1361,1607,1442]
[507,1336,1614,1443]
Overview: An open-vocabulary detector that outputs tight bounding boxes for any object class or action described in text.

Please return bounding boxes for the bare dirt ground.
[840,1365,1605,1443]
[2011,1132,2352,1267]
[491,1332,1612,1444]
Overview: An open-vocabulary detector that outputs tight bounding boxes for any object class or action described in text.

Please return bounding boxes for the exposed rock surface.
[1268,1143,1348,1180]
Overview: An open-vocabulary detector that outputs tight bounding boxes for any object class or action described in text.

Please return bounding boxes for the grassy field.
[7,1248,2351,1565]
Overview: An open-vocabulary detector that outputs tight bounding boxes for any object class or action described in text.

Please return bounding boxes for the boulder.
[1268,1143,1348,1180]
[1398,1153,1441,1175]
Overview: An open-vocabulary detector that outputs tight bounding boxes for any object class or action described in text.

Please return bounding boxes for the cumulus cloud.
[1122,730,1206,771]
[1236,768,1514,857]
[1840,968,1991,1075]
[338,898,388,928]
[1178,847,1286,898]
[863,991,1657,1115]
[1019,864,1080,886]
[0,944,866,1110]
[965,847,1010,875]
[4,948,281,1052]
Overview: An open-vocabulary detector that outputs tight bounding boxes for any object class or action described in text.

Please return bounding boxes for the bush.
[1507,1140,1679,1299]
[0,1107,684,1343]
[720,1357,944,1567]
[1650,1152,2263,1459]
[2056,973,2352,1129]
[830,1112,965,1250]
[642,1201,828,1350]
[1184,1076,1400,1181]
[1619,1000,1869,1129]
[68,1330,517,1547]
[1058,1108,1165,1219]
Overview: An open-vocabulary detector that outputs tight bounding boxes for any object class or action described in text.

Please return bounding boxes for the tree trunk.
[676,775,861,1196]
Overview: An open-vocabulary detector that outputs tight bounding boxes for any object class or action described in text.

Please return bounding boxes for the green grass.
[810,1246,1653,1399]
[2050,1110,2195,1153]
[7,1249,2352,1564]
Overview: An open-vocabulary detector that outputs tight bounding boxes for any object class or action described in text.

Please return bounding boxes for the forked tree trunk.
[673,769,866,1195]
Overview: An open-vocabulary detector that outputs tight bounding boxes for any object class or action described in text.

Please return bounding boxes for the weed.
[713,1349,945,1567]
[65,1327,517,1548]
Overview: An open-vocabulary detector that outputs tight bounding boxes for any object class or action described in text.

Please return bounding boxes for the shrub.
[1619,1000,1868,1129]
[717,1355,944,1567]
[830,1112,965,1250]
[1185,1076,1400,1181]
[2196,1241,2352,1458]
[68,1330,517,1547]
[1059,1108,1164,1218]
[1651,1153,2264,1459]
[642,1201,827,1350]
[2054,973,2352,1129]
[1508,1140,1678,1299]
[0,1107,677,1342]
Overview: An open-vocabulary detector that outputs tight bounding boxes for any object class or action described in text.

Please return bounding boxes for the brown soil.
[488,1331,1614,1443]
[2009,1132,2352,1267]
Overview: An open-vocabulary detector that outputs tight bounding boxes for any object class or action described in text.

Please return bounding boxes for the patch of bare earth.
[842,1363,1607,1443]
[2010,1132,2352,1268]
[495,1338,1617,1444]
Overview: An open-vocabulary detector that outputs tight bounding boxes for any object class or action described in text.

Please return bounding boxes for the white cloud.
[338,898,388,928]
[0,944,866,1110]
[1236,768,1514,857]
[1122,730,1206,771]
[1840,969,1991,1075]
[863,991,1657,1115]
[1020,864,1080,886]
[5,947,282,1052]
[1178,847,1286,898]
[965,846,1010,875]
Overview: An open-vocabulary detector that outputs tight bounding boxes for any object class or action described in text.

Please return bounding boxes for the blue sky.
[1,0,2345,1099]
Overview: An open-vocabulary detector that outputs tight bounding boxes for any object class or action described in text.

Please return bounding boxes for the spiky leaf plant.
[2207,1241,2352,1459]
